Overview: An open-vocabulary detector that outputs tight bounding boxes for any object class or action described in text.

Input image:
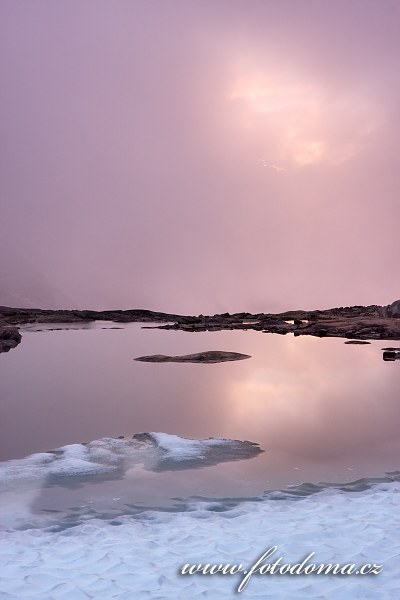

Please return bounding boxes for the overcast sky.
[1,0,399,313]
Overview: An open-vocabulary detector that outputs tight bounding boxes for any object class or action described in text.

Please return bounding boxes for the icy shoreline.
[1,480,399,599]
[1,435,399,598]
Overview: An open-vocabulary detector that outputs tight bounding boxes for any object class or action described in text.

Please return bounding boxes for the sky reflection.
[0,325,399,493]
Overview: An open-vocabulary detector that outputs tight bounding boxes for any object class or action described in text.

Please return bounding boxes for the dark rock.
[3,302,400,343]
[134,351,251,364]
[0,306,187,325]
[383,350,400,361]
[379,300,400,318]
[0,326,22,353]
[344,341,371,345]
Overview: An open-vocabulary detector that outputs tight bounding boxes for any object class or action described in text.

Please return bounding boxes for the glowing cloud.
[229,70,377,168]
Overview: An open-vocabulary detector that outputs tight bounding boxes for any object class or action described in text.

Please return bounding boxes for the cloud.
[0,1,399,313]
[229,69,378,168]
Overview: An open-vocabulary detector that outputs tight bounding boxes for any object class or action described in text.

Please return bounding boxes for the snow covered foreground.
[1,481,400,599]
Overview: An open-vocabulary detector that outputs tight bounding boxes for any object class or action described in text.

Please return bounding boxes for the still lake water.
[1,322,400,518]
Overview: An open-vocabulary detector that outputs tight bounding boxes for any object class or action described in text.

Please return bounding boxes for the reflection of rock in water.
[383,350,400,361]
[134,351,251,363]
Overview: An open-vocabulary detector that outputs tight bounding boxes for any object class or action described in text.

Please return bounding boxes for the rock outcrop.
[134,351,251,364]
[2,302,400,342]
[0,326,22,353]
[381,299,400,318]
[0,306,185,325]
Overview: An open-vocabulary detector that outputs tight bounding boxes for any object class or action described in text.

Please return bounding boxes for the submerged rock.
[134,351,251,364]
[0,326,22,353]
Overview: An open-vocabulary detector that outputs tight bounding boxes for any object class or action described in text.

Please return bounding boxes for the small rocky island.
[134,351,251,364]
[1,300,400,353]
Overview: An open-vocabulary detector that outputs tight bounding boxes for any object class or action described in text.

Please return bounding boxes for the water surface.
[1,323,399,516]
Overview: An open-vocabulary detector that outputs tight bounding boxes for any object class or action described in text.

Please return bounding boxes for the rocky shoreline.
[1,300,400,353]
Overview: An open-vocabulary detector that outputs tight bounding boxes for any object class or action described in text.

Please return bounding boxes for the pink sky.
[1,0,399,313]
